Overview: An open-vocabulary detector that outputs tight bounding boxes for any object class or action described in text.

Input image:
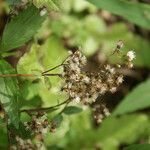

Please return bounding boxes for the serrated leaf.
[0,59,20,128]
[17,36,68,106]
[87,0,150,29]
[63,106,82,115]
[17,44,43,74]
[33,0,63,11]
[0,5,45,51]
[124,144,150,150]
[113,79,150,115]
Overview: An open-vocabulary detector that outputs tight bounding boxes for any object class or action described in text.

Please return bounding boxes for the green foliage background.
[0,0,150,149]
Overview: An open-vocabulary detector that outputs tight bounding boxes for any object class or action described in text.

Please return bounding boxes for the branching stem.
[42,64,63,75]
[21,99,70,114]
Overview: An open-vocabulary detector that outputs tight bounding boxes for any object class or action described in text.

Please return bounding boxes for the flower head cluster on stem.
[24,112,50,135]
[61,49,135,105]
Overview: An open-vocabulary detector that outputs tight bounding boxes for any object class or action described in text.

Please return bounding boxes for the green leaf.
[0,117,5,125]
[6,0,21,5]
[20,95,43,108]
[113,79,150,115]
[0,59,20,128]
[0,126,8,149]
[63,106,82,115]
[17,36,68,106]
[0,5,45,52]
[124,144,150,150]
[87,0,150,29]
[17,44,43,74]
[33,0,63,11]
[51,114,63,128]
[9,122,32,139]
[97,114,150,150]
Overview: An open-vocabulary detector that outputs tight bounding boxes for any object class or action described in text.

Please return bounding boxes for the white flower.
[117,75,124,84]
[105,65,111,70]
[110,87,117,93]
[127,51,136,61]
[82,76,90,83]
[100,85,107,94]
[74,96,81,103]
[40,9,47,16]
[103,108,110,116]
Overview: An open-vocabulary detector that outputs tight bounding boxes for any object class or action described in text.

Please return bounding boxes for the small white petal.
[127,50,136,61]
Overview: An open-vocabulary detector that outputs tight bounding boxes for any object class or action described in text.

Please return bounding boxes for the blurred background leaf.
[63,106,82,115]
[124,144,150,150]
[0,0,150,149]
[87,0,150,29]
[33,0,63,11]
[6,0,21,5]
[113,79,150,115]
[17,35,68,106]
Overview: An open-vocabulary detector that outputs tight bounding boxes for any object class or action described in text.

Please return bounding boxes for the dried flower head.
[25,113,50,135]
[116,40,124,50]
[92,104,110,124]
[61,47,135,105]
[11,136,36,150]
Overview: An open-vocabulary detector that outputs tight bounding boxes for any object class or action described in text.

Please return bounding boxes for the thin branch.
[0,73,62,78]
[42,55,70,75]
[21,99,70,113]
[42,73,62,77]
[42,64,63,75]
[59,100,70,114]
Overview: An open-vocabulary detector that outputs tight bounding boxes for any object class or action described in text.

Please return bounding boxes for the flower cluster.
[25,112,50,135]
[92,103,110,124]
[126,50,136,68]
[11,137,36,150]
[12,112,49,150]
[61,49,135,104]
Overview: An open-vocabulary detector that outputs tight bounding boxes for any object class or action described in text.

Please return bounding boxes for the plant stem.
[59,100,70,114]
[42,73,62,77]
[21,99,70,113]
[42,64,63,75]
[0,74,36,77]
[0,73,62,78]
[42,55,70,75]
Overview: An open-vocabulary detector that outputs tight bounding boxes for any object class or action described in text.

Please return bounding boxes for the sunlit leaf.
[33,0,63,11]
[17,44,43,74]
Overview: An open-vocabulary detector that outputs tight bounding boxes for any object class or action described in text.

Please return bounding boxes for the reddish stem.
[0,74,36,77]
